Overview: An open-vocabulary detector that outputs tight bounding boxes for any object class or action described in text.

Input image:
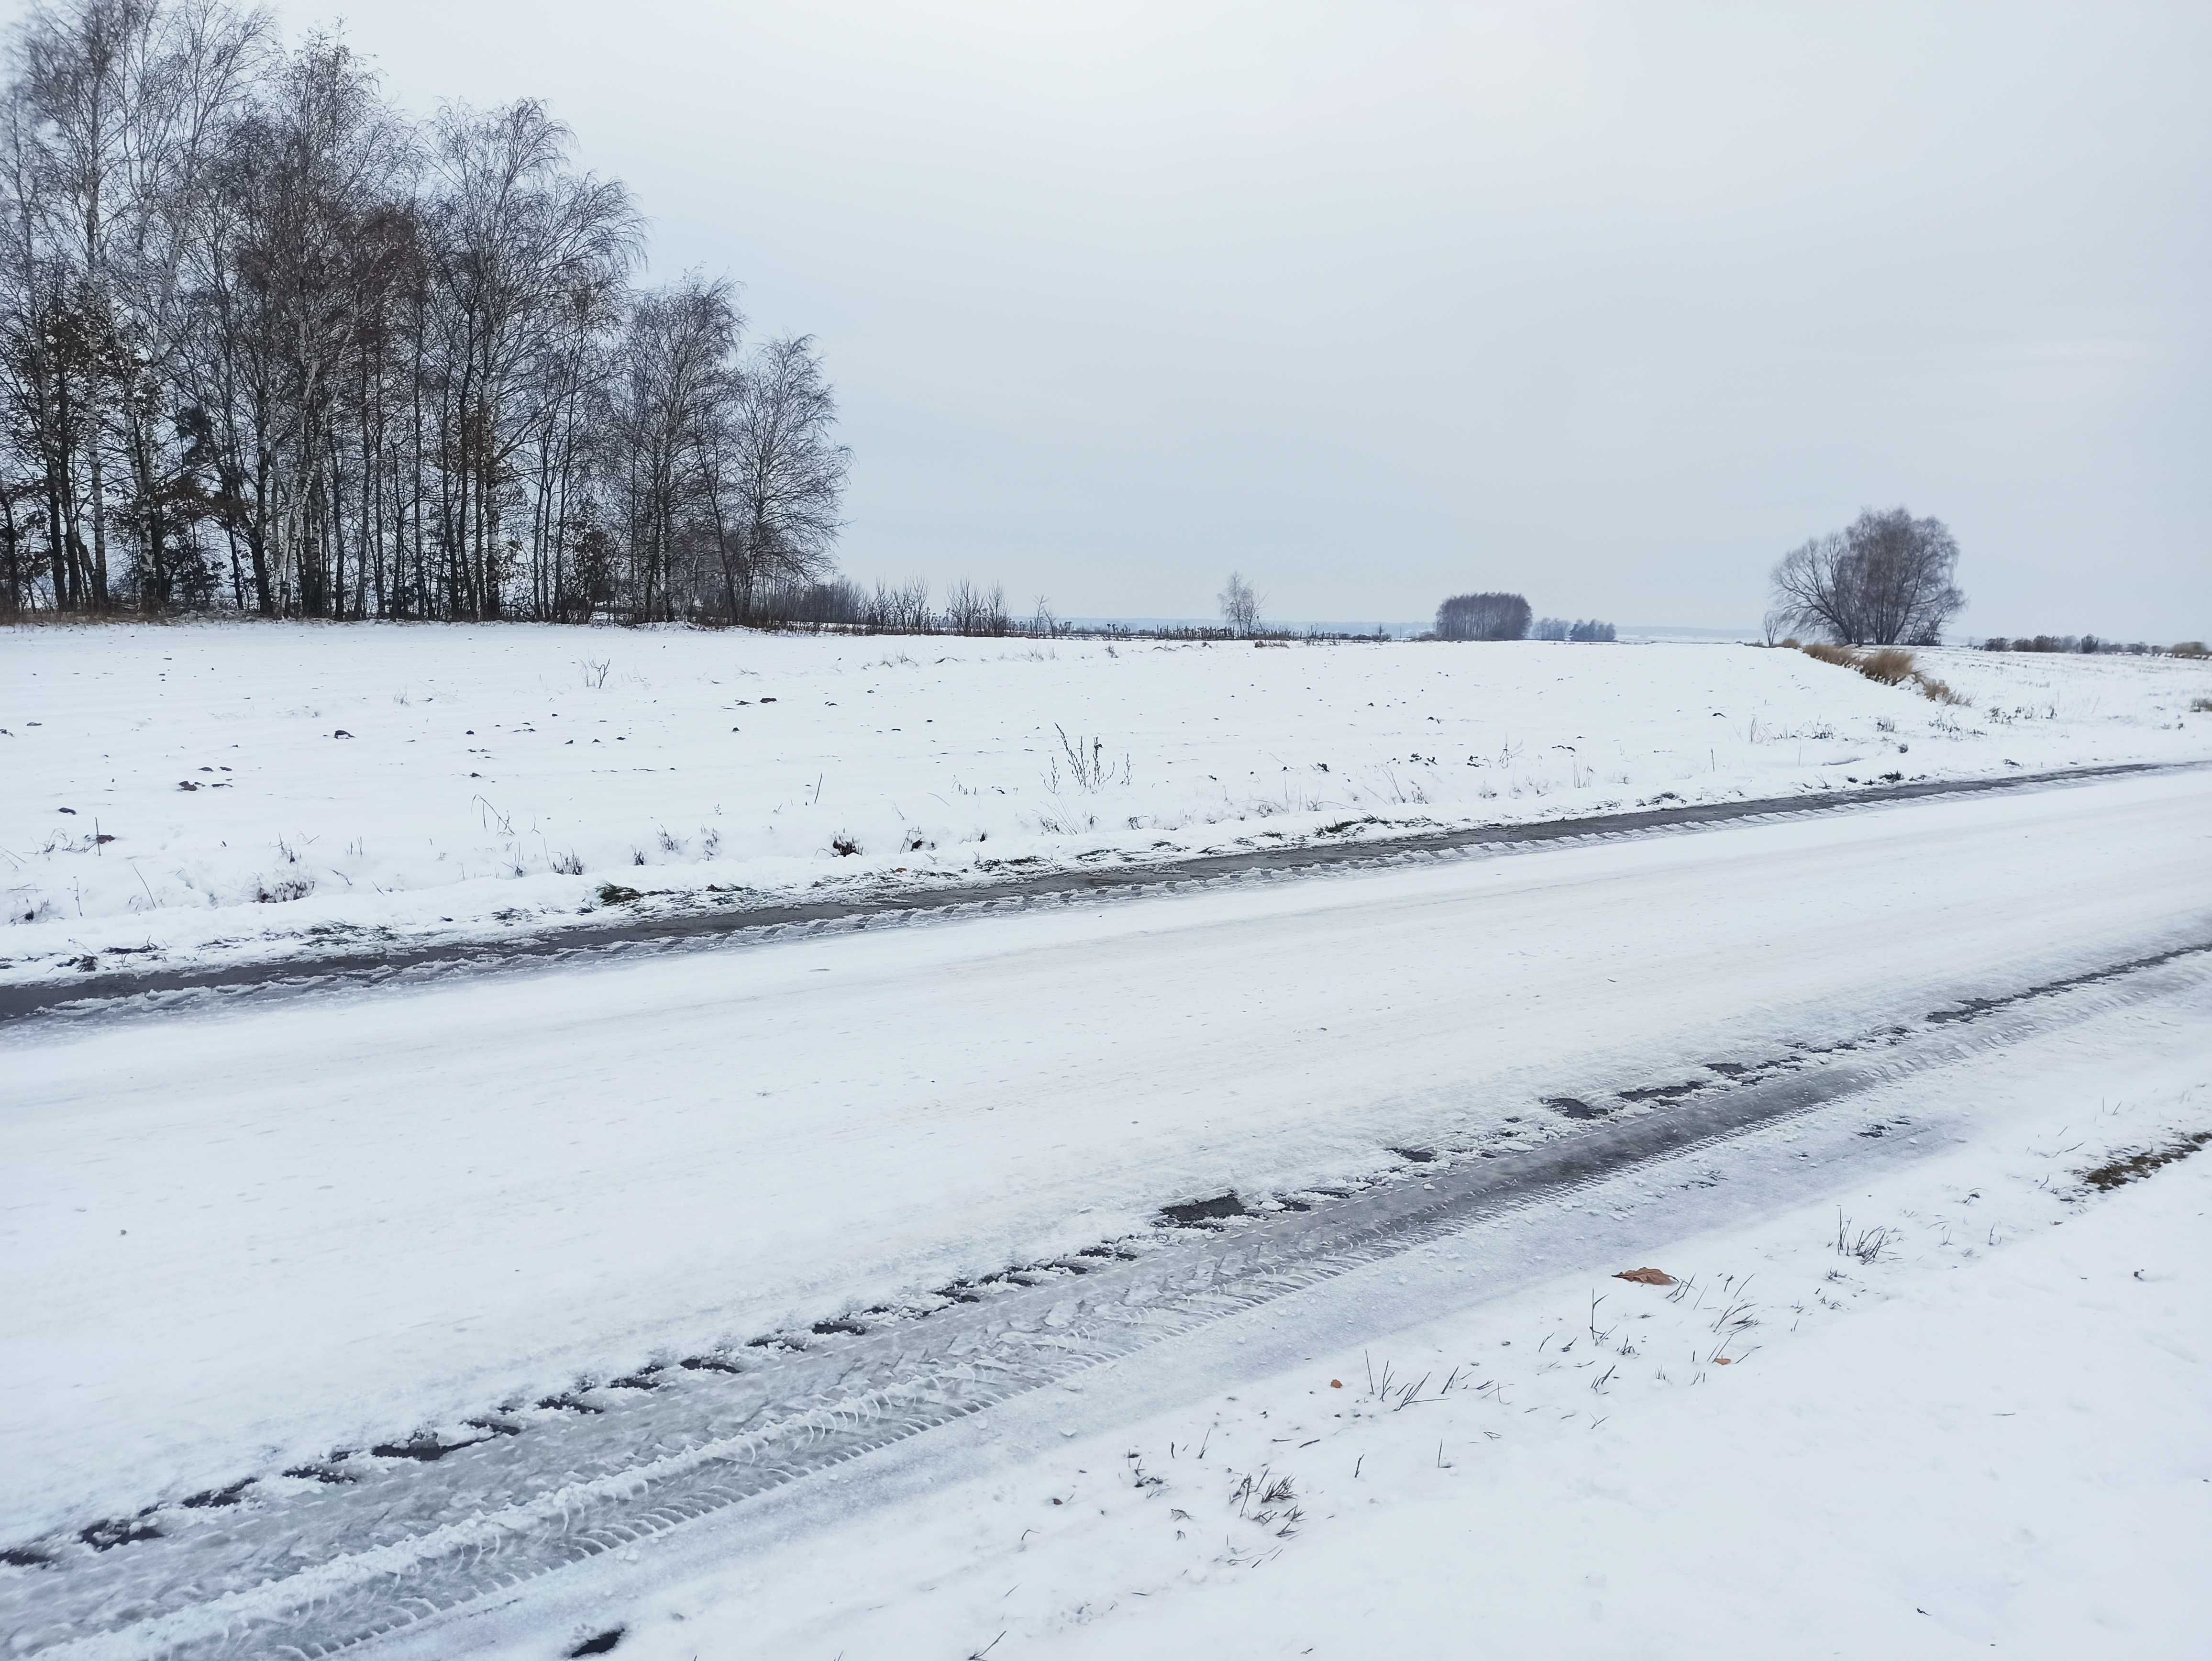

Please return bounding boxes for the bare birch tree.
[0,0,850,622]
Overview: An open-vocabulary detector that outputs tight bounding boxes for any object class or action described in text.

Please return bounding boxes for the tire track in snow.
[8,942,2211,1661]
[3,759,2199,1028]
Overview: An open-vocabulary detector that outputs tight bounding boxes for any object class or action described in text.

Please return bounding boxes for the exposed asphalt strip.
[7,936,2209,1661]
[2,759,2200,1028]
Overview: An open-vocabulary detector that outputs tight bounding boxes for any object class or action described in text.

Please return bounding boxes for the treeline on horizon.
[0,0,850,626]
[1978,635,2204,657]
[1433,592,1615,642]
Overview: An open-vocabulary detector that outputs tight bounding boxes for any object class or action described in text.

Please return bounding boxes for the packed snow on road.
[4,623,2207,983]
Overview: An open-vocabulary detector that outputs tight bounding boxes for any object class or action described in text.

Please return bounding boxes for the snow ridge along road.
[0,758,2195,1025]
[8,944,2211,1661]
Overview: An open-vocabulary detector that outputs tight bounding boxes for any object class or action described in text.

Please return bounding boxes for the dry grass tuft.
[2080,1129,2211,1192]
[1797,642,1964,704]
[1857,647,1917,685]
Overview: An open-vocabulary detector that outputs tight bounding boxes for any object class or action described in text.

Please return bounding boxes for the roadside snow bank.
[3,623,2207,981]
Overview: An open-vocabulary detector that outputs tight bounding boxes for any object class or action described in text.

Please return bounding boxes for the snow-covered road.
[7,769,2210,1555]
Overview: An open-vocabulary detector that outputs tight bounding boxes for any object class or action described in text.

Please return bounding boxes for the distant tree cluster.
[1767,508,1964,646]
[0,0,847,623]
[1980,635,2190,656]
[1436,591,1531,641]
[1533,616,1615,642]
[742,576,1060,636]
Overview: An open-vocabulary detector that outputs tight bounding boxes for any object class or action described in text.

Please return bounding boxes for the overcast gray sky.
[301,0,2206,635]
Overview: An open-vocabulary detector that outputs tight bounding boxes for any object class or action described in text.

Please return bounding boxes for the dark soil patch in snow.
[1543,1096,1609,1120]
[369,1429,505,1462]
[77,1517,162,1552]
[179,1479,254,1509]
[281,1461,355,1484]
[534,1392,604,1415]
[1,1544,54,1569]
[810,1318,868,1337]
[1617,1080,1706,1104]
[567,1628,625,1656]
[2080,1129,2212,1192]
[368,1438,453,1463]
[1389,1146,1437,1163]
[1160,1192,1247,1226]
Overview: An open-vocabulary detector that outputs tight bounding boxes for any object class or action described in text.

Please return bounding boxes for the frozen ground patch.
[3,623,2206,983]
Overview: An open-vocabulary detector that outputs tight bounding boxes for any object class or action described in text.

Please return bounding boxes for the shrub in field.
[2174,642,2208,659]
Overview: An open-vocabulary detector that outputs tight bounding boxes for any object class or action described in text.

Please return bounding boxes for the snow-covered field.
[3,622,2207,983]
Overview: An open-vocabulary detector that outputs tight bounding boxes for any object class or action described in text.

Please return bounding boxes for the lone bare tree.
[1769,508,1964,645]
[1218,569,1260,635]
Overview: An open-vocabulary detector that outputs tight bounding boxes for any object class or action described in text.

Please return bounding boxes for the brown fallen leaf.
[1614,1267,1676,1286]
[1329,1379,1343,1389]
